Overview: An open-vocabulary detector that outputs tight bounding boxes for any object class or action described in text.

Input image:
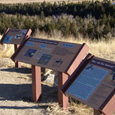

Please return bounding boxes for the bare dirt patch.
[0,58,59,115]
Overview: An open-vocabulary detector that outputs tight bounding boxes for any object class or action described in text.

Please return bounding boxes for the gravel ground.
[0,59,58,115]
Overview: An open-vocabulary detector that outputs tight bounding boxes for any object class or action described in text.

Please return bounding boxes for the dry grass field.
[34,31,115,61]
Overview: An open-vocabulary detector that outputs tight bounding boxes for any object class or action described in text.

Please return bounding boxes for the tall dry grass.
[34,30,115,62]
[0,35,14,58]
[45,101,93,115]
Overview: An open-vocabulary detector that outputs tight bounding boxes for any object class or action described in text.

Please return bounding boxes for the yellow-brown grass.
[34,30,115,62]
[46,102,93,115]
[0,35,14,58]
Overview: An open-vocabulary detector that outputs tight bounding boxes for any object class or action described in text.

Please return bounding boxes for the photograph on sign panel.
[38,54,52,65]
[105,70,115,85]
[24,49,36,57]
[33,47,52,60]
[14,34,22,39]
[52,58,63,67]
[84,65,93,72]
[3,35,13,43]
[21,30,27,36]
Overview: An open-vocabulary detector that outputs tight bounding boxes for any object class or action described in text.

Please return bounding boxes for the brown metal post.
[32,65,41,102]
[94,109,104,115]
[58,72,69,110]
[14,44,21,68]
[94,109,101,115]
[102,94,115,115]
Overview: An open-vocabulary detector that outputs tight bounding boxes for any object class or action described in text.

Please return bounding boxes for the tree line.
[0,1,115,19]
[0,0,115,40]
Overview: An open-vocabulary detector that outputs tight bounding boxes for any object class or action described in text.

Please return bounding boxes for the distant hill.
[0,0,65,4]
[0,0,103,4]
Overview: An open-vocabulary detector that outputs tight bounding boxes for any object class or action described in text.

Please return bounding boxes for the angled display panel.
[0,28,32,45]
[12,37,89,73]
[61,54,115,111]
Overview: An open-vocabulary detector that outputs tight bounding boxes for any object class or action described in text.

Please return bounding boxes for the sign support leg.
[58,72,68,110]
[14,44,21,68]
[94,109,100,115]
[32,65,41,102]
[94,109,104,115]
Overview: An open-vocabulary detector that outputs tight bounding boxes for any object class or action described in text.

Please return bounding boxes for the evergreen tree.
[87,21,94,38]
[103,21,111,35]
[40,11,45,20]
[100,14,107,25]
[70,21,78,37]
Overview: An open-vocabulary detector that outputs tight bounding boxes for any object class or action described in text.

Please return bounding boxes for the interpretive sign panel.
[61,54,115,111]
[0,28,31,45]
[11,37,89,109]
[11,37,89,73]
